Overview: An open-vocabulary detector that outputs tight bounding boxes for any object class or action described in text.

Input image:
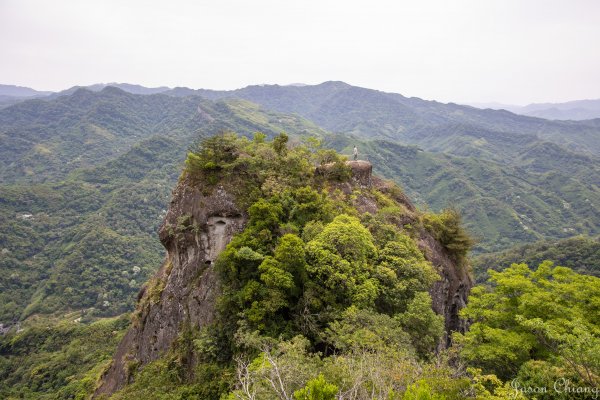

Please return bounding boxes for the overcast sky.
[1,0,599,104]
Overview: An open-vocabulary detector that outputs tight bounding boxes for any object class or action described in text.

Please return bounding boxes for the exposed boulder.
[316,160,373,188]
[346,160,372,187]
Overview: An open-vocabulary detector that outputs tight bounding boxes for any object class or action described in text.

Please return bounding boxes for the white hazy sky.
[1,0,599,104]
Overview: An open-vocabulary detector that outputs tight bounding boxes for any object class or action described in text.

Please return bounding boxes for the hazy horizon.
[5,80,600,108]
[2,0,599,105]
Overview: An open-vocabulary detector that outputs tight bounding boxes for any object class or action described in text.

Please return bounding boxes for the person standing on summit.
[353,145,358,160]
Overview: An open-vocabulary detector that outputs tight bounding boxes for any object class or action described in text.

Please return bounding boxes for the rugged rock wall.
[95,176,246,396]
[96,162,472,396]
[420,232,472,342]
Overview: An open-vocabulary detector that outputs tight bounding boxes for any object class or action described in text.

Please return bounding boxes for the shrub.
[422,209,473,263]
[294,374,338,400]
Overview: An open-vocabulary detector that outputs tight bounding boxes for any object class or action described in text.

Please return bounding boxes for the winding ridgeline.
[95,133,473,398]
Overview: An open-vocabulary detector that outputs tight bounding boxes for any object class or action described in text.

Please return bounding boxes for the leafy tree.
[325,306,413,354]
[186,132,239,174]
[315,149,351,182]
[273,132,289,156]
[403,380,447,400]
[375,236,439,314]
[305,214,379,313]
[302,220,325,243]
[253,131,267,143]
[308,214,376,264]
[398,292,444,359]
[454,261,600,386]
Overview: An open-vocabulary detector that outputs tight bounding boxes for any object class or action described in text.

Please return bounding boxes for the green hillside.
[472,235,600,282]
[0,90,598,399]
[0,314,129,399]
[0,87,198,182]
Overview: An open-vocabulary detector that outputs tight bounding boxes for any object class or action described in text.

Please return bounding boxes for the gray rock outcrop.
[94,176,246,396]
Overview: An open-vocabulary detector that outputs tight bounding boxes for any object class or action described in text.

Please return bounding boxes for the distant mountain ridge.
[47,83,171,99]
[156,81,600,156]
[468,98,600,121]
[0,84,53,109]
[6,80,600,122]
[0,84,52,98]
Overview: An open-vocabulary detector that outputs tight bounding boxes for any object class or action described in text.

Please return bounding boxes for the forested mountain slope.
[472,235,600,282]
[166,81,600,156]
[0,87,598,399]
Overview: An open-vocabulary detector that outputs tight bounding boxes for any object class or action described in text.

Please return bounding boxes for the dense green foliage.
[184,134,442,352]
[422,209,474,265]
[454,262,600,391]
[472,235,600,282]
[0,315,129,399]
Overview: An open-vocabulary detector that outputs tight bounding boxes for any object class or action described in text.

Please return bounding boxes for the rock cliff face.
[420,231,472,342]
[95,162,472,397]
[95,176,246,396]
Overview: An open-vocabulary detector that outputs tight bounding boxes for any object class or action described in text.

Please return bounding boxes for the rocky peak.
[96,151,472,397]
